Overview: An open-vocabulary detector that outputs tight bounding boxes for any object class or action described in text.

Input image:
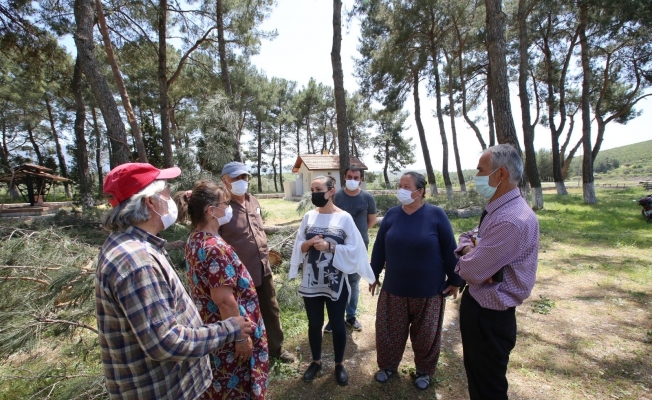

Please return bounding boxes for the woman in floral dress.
[175,181,268,399]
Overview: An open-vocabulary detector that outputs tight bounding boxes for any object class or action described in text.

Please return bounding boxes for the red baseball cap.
[104,163,181,207]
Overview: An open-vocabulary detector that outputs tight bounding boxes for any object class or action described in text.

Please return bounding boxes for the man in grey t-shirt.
[324,166,377,332]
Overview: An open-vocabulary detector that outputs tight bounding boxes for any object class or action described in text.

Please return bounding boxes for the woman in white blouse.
[290,175,375,387]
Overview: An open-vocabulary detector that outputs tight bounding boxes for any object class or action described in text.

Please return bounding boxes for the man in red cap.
[96,163,253,399]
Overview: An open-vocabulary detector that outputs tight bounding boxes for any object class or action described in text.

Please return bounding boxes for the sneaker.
[346,317,362,331]
[323,322,332,333]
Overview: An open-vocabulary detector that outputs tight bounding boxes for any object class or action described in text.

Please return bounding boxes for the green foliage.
[531,295,555,315]
[570,140,652,177]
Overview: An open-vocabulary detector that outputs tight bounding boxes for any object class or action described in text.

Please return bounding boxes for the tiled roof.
[292,154,368,172]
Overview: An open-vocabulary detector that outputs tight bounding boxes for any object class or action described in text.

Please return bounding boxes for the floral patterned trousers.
[375,290,446,376]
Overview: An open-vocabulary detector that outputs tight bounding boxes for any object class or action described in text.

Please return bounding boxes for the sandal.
[414,372,430,390]
[375,369,395,383]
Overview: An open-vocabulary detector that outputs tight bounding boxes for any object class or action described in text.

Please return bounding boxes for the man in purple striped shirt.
[455,144,539,400]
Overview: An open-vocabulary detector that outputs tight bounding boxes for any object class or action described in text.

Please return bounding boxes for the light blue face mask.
[474,168,501,199]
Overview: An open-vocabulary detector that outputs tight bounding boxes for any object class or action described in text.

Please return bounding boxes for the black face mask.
[311,191,329,207]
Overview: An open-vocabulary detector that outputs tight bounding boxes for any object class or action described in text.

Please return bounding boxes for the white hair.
[104,180,166,232]
[484,144,523,184]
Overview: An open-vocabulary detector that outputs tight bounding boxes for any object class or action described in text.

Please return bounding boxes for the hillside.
[568,139,652,180]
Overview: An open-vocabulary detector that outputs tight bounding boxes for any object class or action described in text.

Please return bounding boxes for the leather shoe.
[303,362,321,382]
[335,364,349,386]
[277,350,296,363]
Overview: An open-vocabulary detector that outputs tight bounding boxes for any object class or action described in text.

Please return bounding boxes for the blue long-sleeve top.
[371,204,464,298]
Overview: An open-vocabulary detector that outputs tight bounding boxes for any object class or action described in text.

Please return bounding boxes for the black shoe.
[323,321,332,333]
[303,362,321,382]
[335,364,349,386]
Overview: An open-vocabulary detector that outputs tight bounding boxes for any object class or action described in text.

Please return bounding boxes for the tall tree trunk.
[44,96,71,197]
[95,0,147,163]
[306,116,314,153]
[216,0,232,99]
[278,124,283,190]
[257,120,262,193]
[578,1,596,204]
[158,0,173,168]
[91,106,103,195]
[455,44,486,150]
[26,126,43,165]
[487,79,496,147]
[383,138,390,188]
[517,0,543,210]
[73,0,129,167]
[216,0,240,162]
[295,124,300,156]
[1,122,19,199]
[432,49,452,201]
[0,121,9,172]
[442,50,466,194]
[484,0,520,148]
[272,133,278,192]
[72,58,94,209]
[331,0,349,186]
[561,137,582,180]
[412,68,437,196]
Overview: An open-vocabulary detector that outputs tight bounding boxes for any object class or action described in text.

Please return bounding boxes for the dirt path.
[267,283,470,399]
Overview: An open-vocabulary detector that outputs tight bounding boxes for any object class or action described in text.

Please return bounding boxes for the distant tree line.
[0,0,650,210]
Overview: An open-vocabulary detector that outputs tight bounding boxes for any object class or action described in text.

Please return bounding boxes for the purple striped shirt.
[455,188,539,310]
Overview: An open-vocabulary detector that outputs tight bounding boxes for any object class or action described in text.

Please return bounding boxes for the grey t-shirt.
[333,189,377,246]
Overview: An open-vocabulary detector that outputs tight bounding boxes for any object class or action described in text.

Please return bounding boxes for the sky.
[250,0,652,172]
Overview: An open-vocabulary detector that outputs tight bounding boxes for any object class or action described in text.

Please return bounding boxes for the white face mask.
[152,196,178,230]
[345,179,360,191]
[397,188,417,205]
[216,205,233,226]
[229,180,248,196]
[474,168,501,199]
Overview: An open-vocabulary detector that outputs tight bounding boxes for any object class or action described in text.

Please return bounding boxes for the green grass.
[1,188,651,399]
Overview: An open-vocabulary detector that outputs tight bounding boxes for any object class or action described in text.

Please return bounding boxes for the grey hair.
[402,171,427,198]
[104,180,166,232]
[484,144,523,184]
[313,175,336,190]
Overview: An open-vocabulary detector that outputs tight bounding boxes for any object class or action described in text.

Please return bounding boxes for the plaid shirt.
[96,226,241,399]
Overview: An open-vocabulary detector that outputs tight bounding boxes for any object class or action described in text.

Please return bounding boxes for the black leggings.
[303,285,348,364]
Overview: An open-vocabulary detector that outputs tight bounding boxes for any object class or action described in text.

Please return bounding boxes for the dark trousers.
[255,273,284,357]
[460,289,517,400]
[303,285,349,364]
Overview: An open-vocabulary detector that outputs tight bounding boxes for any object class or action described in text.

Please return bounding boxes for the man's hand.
[460,246,473,255]
[232,316,253,336]
[442,285,460,299]
[235,337,253,363]
[369,281,380,296]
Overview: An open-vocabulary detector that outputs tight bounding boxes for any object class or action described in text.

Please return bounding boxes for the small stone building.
[284,154,368,200]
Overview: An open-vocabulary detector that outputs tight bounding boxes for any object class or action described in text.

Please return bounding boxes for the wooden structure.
[285,154,368,200]
[0,164,71,206]
[639,181,652,191]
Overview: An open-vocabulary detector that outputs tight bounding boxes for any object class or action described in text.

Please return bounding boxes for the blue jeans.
[346,272,361,320]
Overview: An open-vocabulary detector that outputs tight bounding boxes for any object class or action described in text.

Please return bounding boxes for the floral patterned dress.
[185,231,269,400]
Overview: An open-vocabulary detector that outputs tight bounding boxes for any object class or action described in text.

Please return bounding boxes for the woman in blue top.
[369,172,464,390]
